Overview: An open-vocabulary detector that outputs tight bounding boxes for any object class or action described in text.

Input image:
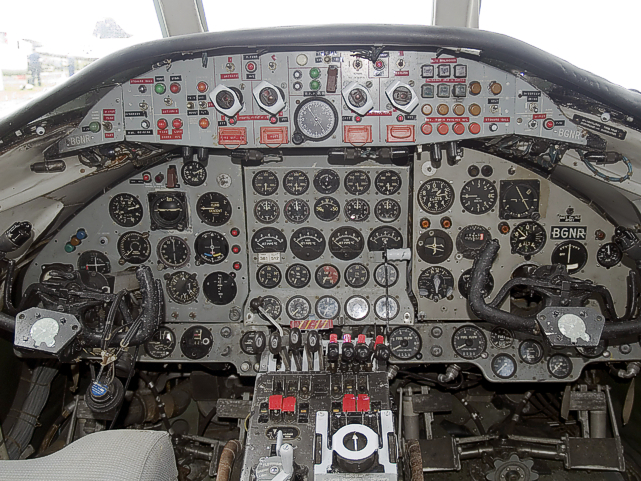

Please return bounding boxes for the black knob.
[290,328,302,351]
[327,342,340,362]
[375,344,391,362]
[250,297,264,311]
[254,332,266,355]
[306,330,320,352]
[341,342,356,362]
[269,331,282,355]
[355,343,371,363]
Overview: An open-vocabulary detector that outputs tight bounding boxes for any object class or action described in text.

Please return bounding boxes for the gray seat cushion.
[0,430,178,481]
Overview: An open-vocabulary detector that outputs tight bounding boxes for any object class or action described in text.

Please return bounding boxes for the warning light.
[197,81,209,93]
[469,81,482,96]
[233,262,242,271]
[420,218,431,229]
[469,122,481,135]
[169,82,181,94]
[499,222,510,235]
[230,228,240,237]
[452,122,465,135]
[142,172,152,183]
[489,81,503,95]
[595,229,606,241]
[269,116,278,124]
[232,245,241,254]
[172,118,183,129]
[199,118,210,129]
[245,62,257,72]
[421,123,433,135]
[157,118,168,130]
[440,217,452,229]
[437,123,449,135]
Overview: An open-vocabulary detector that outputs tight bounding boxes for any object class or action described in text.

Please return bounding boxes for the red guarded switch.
[269,395,283,411]
[343,394,357,412]
[357,394,371,412]
[282,396,296,413]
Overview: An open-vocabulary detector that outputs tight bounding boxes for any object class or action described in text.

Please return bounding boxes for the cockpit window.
[0,0,161,119]
[480,0,639,90]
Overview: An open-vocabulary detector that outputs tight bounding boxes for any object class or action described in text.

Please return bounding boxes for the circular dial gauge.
[344,199,370,222]
[314,169,340,194]
[389,327,422,360]
[345,296,370,321]
[181,161,207,186]
[417,229,453,263]
[290,227,326,261]
[458,268,494,299]
[375,199,401,223]
[194,231,229,264]
[510,221,547,256]
[375,170,402,195]
[109,193,143,227]
[456,225,492,260]
[316,296,340,319]
[252,170,279,196]
[368,227,403,251]
[78,250,111,274]
[576,340,608,358]
[287,296,311,320]
[460,178,497,214]
[166,271,199,304]
[345,263,369,288]
[203,272,237,305]
[286,264,311,288]
[117,232,151,264]
[254,199,280,224]
[294,97,338,141]
[597,242,622,268]
[551,241,588,274]
[240,331,267,355]
[329,227,364,261]
[145,328,176,359]
[283,170,310,195]
[315,264,340,288]
[256,264,282,288]
[251,227,287,253]
[344,170,371,195]
[501,183,539,219]
[196,192,232,226]
[491,354,517,379]
[375,295,399,320]
[490,327,514,349]
[151,193,186,229]
[180,326,213,360]
[452,326,487,360]
[519,340,544,364]
[547,354,573,379]
[284,199,310,223]
[418,266,454,300]
[417,179,455,214]
[314,197,340,221]
[261,296,282,320]
[375,263,398,287]
[157,236,190,268]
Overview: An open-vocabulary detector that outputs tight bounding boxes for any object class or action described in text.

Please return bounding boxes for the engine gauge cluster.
[244,162,411,327]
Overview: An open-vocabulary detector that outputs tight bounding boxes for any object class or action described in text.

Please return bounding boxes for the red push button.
[170,82,181,94]
[343,394,357,412]
[246,61,257,72]
[330,334,338,343]
[232,245,241,254]
[172,118,183,129]
[469,122,481,135]
[230,228,240,237]
[357,394,370,412]
[357,334,366,344]
[437,123,449,135]
[269,395,283,411]
[421,122,433,135]
[452,122,465,135]
[375,335,385,346]
[282,396,296,412]
[157,118,168,130]
[544,119,555,130]
[199,118,210,129]
[233,262,242,271]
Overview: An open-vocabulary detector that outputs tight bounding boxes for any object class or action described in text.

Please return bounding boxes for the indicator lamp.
[199,118,210,129]
[64,242,75,253]
[157,119,168,130]
[452,122,465,135]
[469,81,482,95]
[232,245,241,254]
[197,81,208,93]
[172,118,183,129]
[230,228,240,237]
[88,121,101,133]
[421,123,432,135]
[76,229,87,240]
[169,82,181,94]
[437,123,449,135]
[309,67,320,79]
[469,122,481,134]
[154,83,166,95]
[233,262,242,271]
[420,218,430,229]
[440,217,452,229]
[499,222,510,235]
[309,80,321,91]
